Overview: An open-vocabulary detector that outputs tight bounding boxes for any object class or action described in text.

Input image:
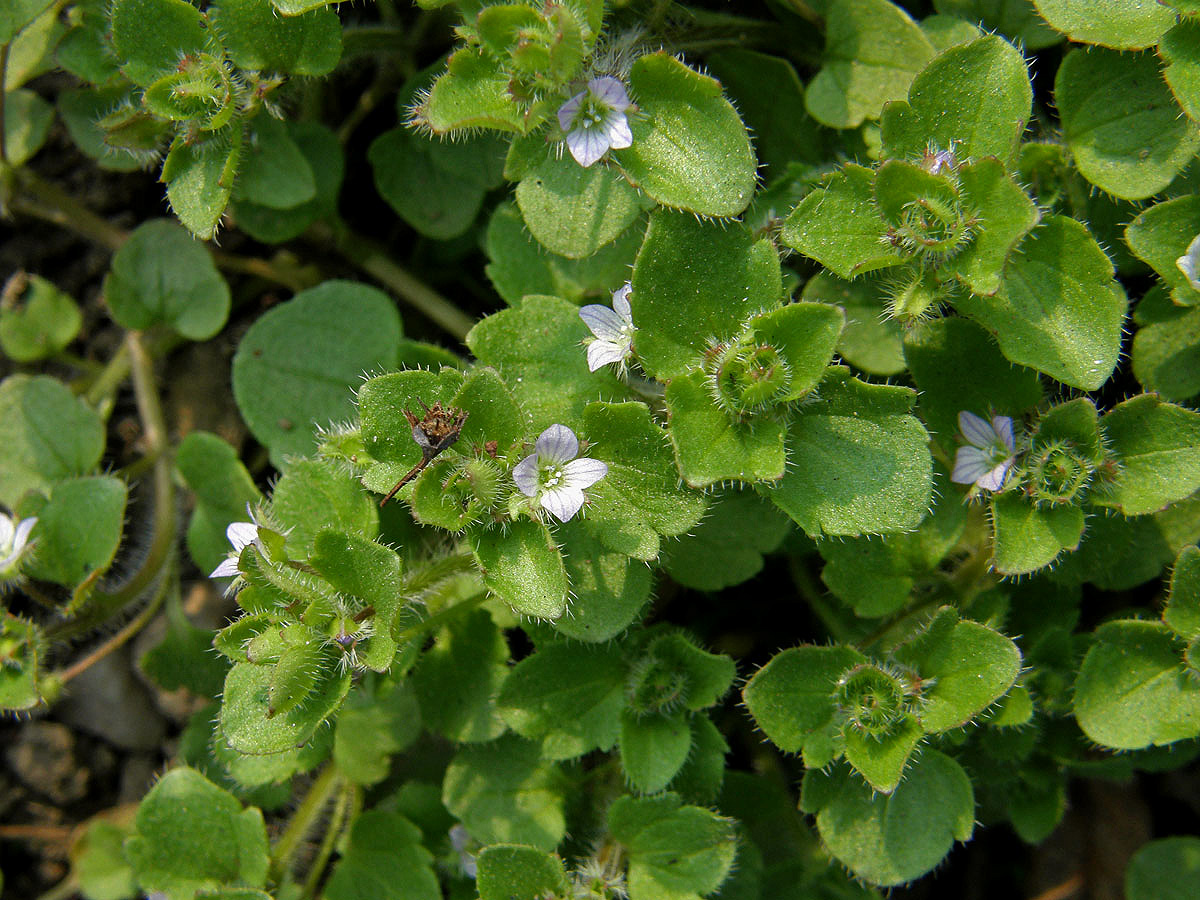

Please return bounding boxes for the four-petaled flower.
[951,411,1016,492]
[557,76,633,168]
[0,512,37,575]
[1177,233,1200,292]
[580,282,635,372]
[209,520,260,578]
[513,424,608,522]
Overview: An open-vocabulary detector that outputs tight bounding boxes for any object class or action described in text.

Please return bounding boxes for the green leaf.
[24,476,127,606]
[941,158,1040,296]
[416,48,525,134]
[497,640,625,760]
[767,369,933,536]
[802,272,905,376]
[476,845,569,900]
[607,793,738,900]
[412,608,509,743]
[1074,620,1200,750]
[894,608,1022,732]
[805,0,934,129]
[554,520,653,641]
[782,165,904,279]
[233,280,402,466]
[706,49,828,176]
[162,131,240,240]
[467,295,623,432]
[1033,0,1174,50]
[234,122,344,242]
[743,644,868,754]
[662,490,791,592]
[471,519,569,619]
[0,614,45,711]
[672,715,728,806]
[632,211,782,379]
[1125,195,1200,307]
[271,459,378,554]
[1101,395,1200,515]
[209,0,341,76]
[515,152,644,259]
[904,316,1043,454]
[484,201,643,306]
[0,0,53,44]
[619,710,694,794]
[843,716,923,794]
[1126,837,1200,900]
[955,216,1127,390]
[580,401,707,560]
[109,0,208,87]
[56,85,143,172]
[990,493,1085,576]
[324,811,440,900]
[177,431,262,573]
[218,661,351,755]
[665,371,787,488]
[370,128,504,240]
[140,598,229,697]
[124,768,268,900]
[442,734,568,850]
[0,374,105,508]
[333,680,421,786]
[104,220,231,340]
[450,365,527,454]
[614,52,756,217]
[2,89,53,165]
[931,0,1061,50]
[1056,48,1200,200]
[803,751,974,887]
[1165,546,1200,641]
[0,274,82,363]
[1161,19,1200,122]
[71,820,136,900]
[235,116,317,210]
[880,34,1032,166]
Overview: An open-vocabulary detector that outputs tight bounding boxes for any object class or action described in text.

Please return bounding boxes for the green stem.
[84,342,131,408]
[270,764,341,885]
[0,43,10,165]
[311,222,474,342]
[47,332,176,641]
[300,780,358,900]
[10,168,128,251]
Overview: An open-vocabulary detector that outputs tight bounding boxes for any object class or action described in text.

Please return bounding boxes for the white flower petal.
[536,424,579,464]
[958,410,996,449]
[541,485,586,522]
[991,415,1016,453]
[590,76,630,111]
[1178,234,1200,291]
[567,126,609,167]
[210,557,241,579]
[0,514,13,553]
[557,91,584,132]
[612,282,632,319]
[604,111,633,150]
[580,304,628,342]
[951,446,992,485]
[562,457,608,490]
[976,459,1013,492]
[226,521,258,552]
[512,454,540,496]
[587,340,627,371]
[12,517,36,554]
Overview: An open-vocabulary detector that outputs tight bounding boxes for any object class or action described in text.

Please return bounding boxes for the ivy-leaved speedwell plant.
[4,0,1200,898]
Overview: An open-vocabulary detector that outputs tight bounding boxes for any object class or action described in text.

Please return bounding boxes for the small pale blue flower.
[580,282,635,372]
[557,76,633,168]
[0,512,37,576]
[951,411,1016,492]
[513,424,608,522]
[209,520,259,578]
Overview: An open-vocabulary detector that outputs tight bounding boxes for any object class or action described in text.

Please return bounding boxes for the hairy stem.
[300,780,358,900]
[270,764,342,885]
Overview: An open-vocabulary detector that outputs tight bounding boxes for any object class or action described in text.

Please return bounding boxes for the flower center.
[542,464,565,490]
